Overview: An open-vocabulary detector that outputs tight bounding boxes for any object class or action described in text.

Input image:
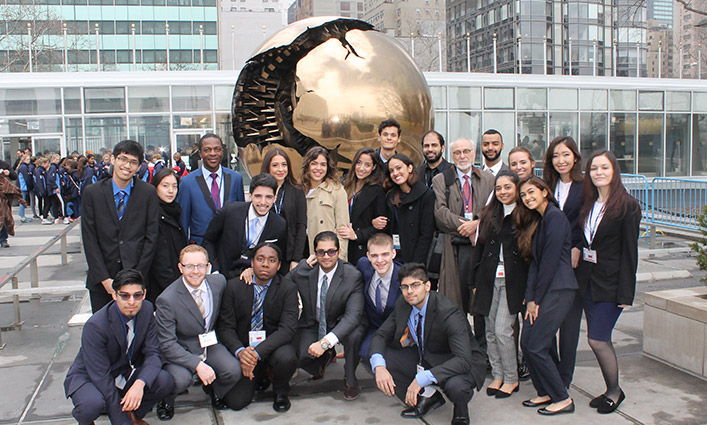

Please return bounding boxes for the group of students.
[65,120,641,425]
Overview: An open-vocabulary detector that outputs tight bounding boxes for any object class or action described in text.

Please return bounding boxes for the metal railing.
[0,219,80,349]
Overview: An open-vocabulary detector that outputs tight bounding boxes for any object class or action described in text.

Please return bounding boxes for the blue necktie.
[318,275,328,340]
[375,278,384,313]
[247,217,259,246]
[116,190,126,220]
[251,284,265,331]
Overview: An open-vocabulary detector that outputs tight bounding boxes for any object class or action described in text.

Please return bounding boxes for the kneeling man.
[64,269,174,425]
[370,263,486,425]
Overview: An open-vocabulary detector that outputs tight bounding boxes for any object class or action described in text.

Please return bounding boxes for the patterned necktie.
[126,319,134,353]
[210,172,221,209]
[251,284,265,331]
[416,312,424,363]
[318,275,328,340]
[193,288,206,319]
[248,217,259,246]
[375,278,384,313]
[463,175,472,214]
[116,190,126,220]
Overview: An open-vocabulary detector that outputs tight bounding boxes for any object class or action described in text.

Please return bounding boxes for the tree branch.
[675,0,707,17]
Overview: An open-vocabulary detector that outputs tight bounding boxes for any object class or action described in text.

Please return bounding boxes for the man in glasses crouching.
[64,269,174,425]
[369,263,486,425]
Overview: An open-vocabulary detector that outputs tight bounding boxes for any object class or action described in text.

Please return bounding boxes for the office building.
[647,0,673,29]
[673,0,707,79]
[288,0,363,23]
[646,19,674,78]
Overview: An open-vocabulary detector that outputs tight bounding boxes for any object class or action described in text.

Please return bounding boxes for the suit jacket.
[384,181,436,264]
[64,301,164,425]
[81,177,160,289]
[348,184,387,265]
[559,180,584,250]
[202,202,287,279]
[216,275,298,360]
[370,291,485,389]
[177,167,245,244]
[355,257,401,331]
[155,274,227,371]
[576,198,641,305]
[276,181,307,263]
[526,203,578,304]
[286,259,364,341]
[148,203,187,304]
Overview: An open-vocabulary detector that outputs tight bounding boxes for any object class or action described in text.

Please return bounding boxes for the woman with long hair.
[516,176,578,415]
[301,146,349,261]
[576,150,640,414]
[470,170,528,399]
[508,146,536,180]
[261,147,307,269]
[384,153,435,263]
[338,147,387,265]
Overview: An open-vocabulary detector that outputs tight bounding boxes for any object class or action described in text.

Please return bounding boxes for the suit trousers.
[296,327,337,379]
[341,322,368,387]
[70,368,173,425]
[88,285,115,314]
[550,289,584,388]
[385,346,475,417]
[485,278,518,383]
[521,288,575,402]
[222,343,298,410]
[164,343,241,404]
[458,244,486,355]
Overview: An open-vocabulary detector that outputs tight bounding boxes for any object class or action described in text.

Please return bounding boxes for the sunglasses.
[315,249,339,257]
[117,291,145,301]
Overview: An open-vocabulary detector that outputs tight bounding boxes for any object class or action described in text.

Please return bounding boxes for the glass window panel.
[64,87,82,114]
[580,89,607,111]
[448,86,481,109]
[610,90,636,111]
[484,88,514,109]
[430,86,447,109]
[693,92,707,112]
[128,86,169,112]
[484,111,514,161]
[434,111,448,157]
[666,91,691,112]
[85,116,127,155]
[8,118,62,134]
[580,112,607,165]
[34,137,62,157]
[215,113,234,163]
[0,88,62,116]
[549,88,578,110]
[638,91,663,111]
[84,87,126,113]
[448,111,481,160]
[130,115,171,161]
[637,113,663,176]
[517,112,547,160]
[65,117,84,155]
[214,86,233,111]
[517,88,546,110]
[693,114,707,176]
[665,114,690,176]
[172,86,212,111]
[172,114,212,129]
[549,112,577,141]
[610,113,636,173]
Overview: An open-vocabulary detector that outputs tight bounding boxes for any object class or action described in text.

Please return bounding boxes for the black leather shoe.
[589,394,607,408]
[597,390,625,414]
[522,398,551,407]
[400,391,445,418]
[486,387,499,396]
[451,416,470,425]
[273,394,291,412]
[156,400,174,421]
[495,384,519,399]
[202,385,227,410]
[538,401,575,415]
[255,377,271,392]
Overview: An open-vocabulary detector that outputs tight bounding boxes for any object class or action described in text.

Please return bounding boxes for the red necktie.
[463,175,472,214]
[210,173,221,209]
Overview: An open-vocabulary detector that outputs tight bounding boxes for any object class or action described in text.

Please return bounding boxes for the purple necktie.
[210,173,221,209]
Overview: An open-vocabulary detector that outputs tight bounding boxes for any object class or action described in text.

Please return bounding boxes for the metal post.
[30,258,39,300]
[679,42,683,78]
[11,277,21,328]
[27,23,32,72]
[165,23,170,70]
[636,40,640,77]
[231,25,236,70]
[568,36,572,75]
[438,33,442,72]
[543,35,547,75]
[493,33,497,73]
[649,224,656,249]
[658,41,662,78]
[410,34,415,58]
[699,45,702,79]
[61,233,68,265]
[593,38,597,76]
[518,34,522,74]
[466,33,470,72]
[199,25,204,70]
[63,23,68,72]
[131,24,137,71]
[94,23,100,72]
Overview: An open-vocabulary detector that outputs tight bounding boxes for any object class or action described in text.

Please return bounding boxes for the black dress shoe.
[486,386,499,396]
[495,384,519,399]
[589,394,607,408]
[273,394,291,412]
[597,390,625,414]
[400,391,446,418]
[451,416,470,425]
[255,378,271,392]
[156,400,174,421]
[343,384,361,401]
[522,398,551,407]
[202,385,227,410]
[538,401,575,415]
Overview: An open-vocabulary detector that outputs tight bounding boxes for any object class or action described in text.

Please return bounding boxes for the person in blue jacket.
[34,157,49,221]
[45,154,67,224]
[16,154,36,222]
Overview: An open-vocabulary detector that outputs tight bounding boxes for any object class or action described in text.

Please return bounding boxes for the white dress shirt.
[201,164,225,206]
[183,277,213,330]
[316,263,339,345]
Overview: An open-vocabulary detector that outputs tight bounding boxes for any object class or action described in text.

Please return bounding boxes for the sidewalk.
[0,218,705,425]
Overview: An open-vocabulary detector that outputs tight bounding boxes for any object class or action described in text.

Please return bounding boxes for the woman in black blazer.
[471,170,528,399]
[516,176,578,416]
[261,147,307,270]
[384,153,435,264]
[148,168,187,304]
[542,136,584,388]
[576,150,641,414]
[338,147,387,265]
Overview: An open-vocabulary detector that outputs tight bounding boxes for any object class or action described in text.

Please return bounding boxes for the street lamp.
[165,23,170,70]
[27,23,32,72]
[94,23,100,72]
[63,23,68,72]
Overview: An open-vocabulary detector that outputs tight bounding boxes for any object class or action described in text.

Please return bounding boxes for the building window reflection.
[610,113,636,174]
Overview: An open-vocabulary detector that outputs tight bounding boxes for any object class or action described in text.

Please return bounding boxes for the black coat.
[348,184,387,265]
[470,212,529,316]
[558,180,584,250]
[385,181,436,264]
[274,181,307,263]
[148,202,187,304]
[0,159,17,181]
[576,198,641,305]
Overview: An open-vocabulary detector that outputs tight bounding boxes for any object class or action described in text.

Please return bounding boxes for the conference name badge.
[416,364,425,373]
[199,330,218,348]
[583,247,598,264]
[249,330,266,347]
[393,234,401,250]
[495,264,505,278]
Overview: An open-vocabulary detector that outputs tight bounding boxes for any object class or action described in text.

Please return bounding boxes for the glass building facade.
[0,0,218,72]
[1,70,705,177]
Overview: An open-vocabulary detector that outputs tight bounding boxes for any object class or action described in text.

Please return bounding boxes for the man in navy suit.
[64,269,174,425]
[177,134,244,244]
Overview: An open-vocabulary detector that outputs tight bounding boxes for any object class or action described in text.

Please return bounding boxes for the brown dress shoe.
[343,384,361,401]
[126,411,149,425]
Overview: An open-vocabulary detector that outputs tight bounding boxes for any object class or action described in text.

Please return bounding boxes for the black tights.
[588,338,620,401]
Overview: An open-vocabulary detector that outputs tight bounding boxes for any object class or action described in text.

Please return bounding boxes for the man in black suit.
[286,231,364,397]
[81,140,160,312]
[480,129,509,177]
[418,130,451,189]
[217,242,298,412]
[64,269,174,425]
[203,173,287,280]
[370,263,486,425]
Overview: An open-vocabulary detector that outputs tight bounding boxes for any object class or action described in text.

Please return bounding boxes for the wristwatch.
[320,339,331,350]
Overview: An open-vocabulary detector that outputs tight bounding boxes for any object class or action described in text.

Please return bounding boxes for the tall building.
[288,0,363,23]
[0,0,219,73]
[646,19,674,78]
[446,0,647,77]
[673,0,707,79]
[647,0,673,28]
[362,0,446,72]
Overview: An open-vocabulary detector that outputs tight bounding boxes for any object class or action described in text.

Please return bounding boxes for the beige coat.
[432,166,494,309]
[306,179,350,261]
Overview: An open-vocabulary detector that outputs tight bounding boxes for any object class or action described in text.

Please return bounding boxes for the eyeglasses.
[315,249,339,257]
[115,155,140,167]
[117,291,145,301]
[400,281,425,292]
[181,263,208,272]
[452,149,472,158]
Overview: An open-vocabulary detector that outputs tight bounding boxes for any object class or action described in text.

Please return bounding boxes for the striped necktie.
[116,190,126,220]
[318,275,328,340]
[192,288,206,319]
[251,284,266,331]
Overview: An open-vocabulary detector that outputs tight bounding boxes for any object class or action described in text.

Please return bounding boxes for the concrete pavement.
[1,218,705,425]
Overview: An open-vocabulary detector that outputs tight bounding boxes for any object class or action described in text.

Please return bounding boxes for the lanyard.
[274,185,285,215]
[587,203,605,246]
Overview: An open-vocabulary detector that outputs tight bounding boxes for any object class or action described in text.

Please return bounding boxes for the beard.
[426,151,443,164]
[482,150,499,162]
